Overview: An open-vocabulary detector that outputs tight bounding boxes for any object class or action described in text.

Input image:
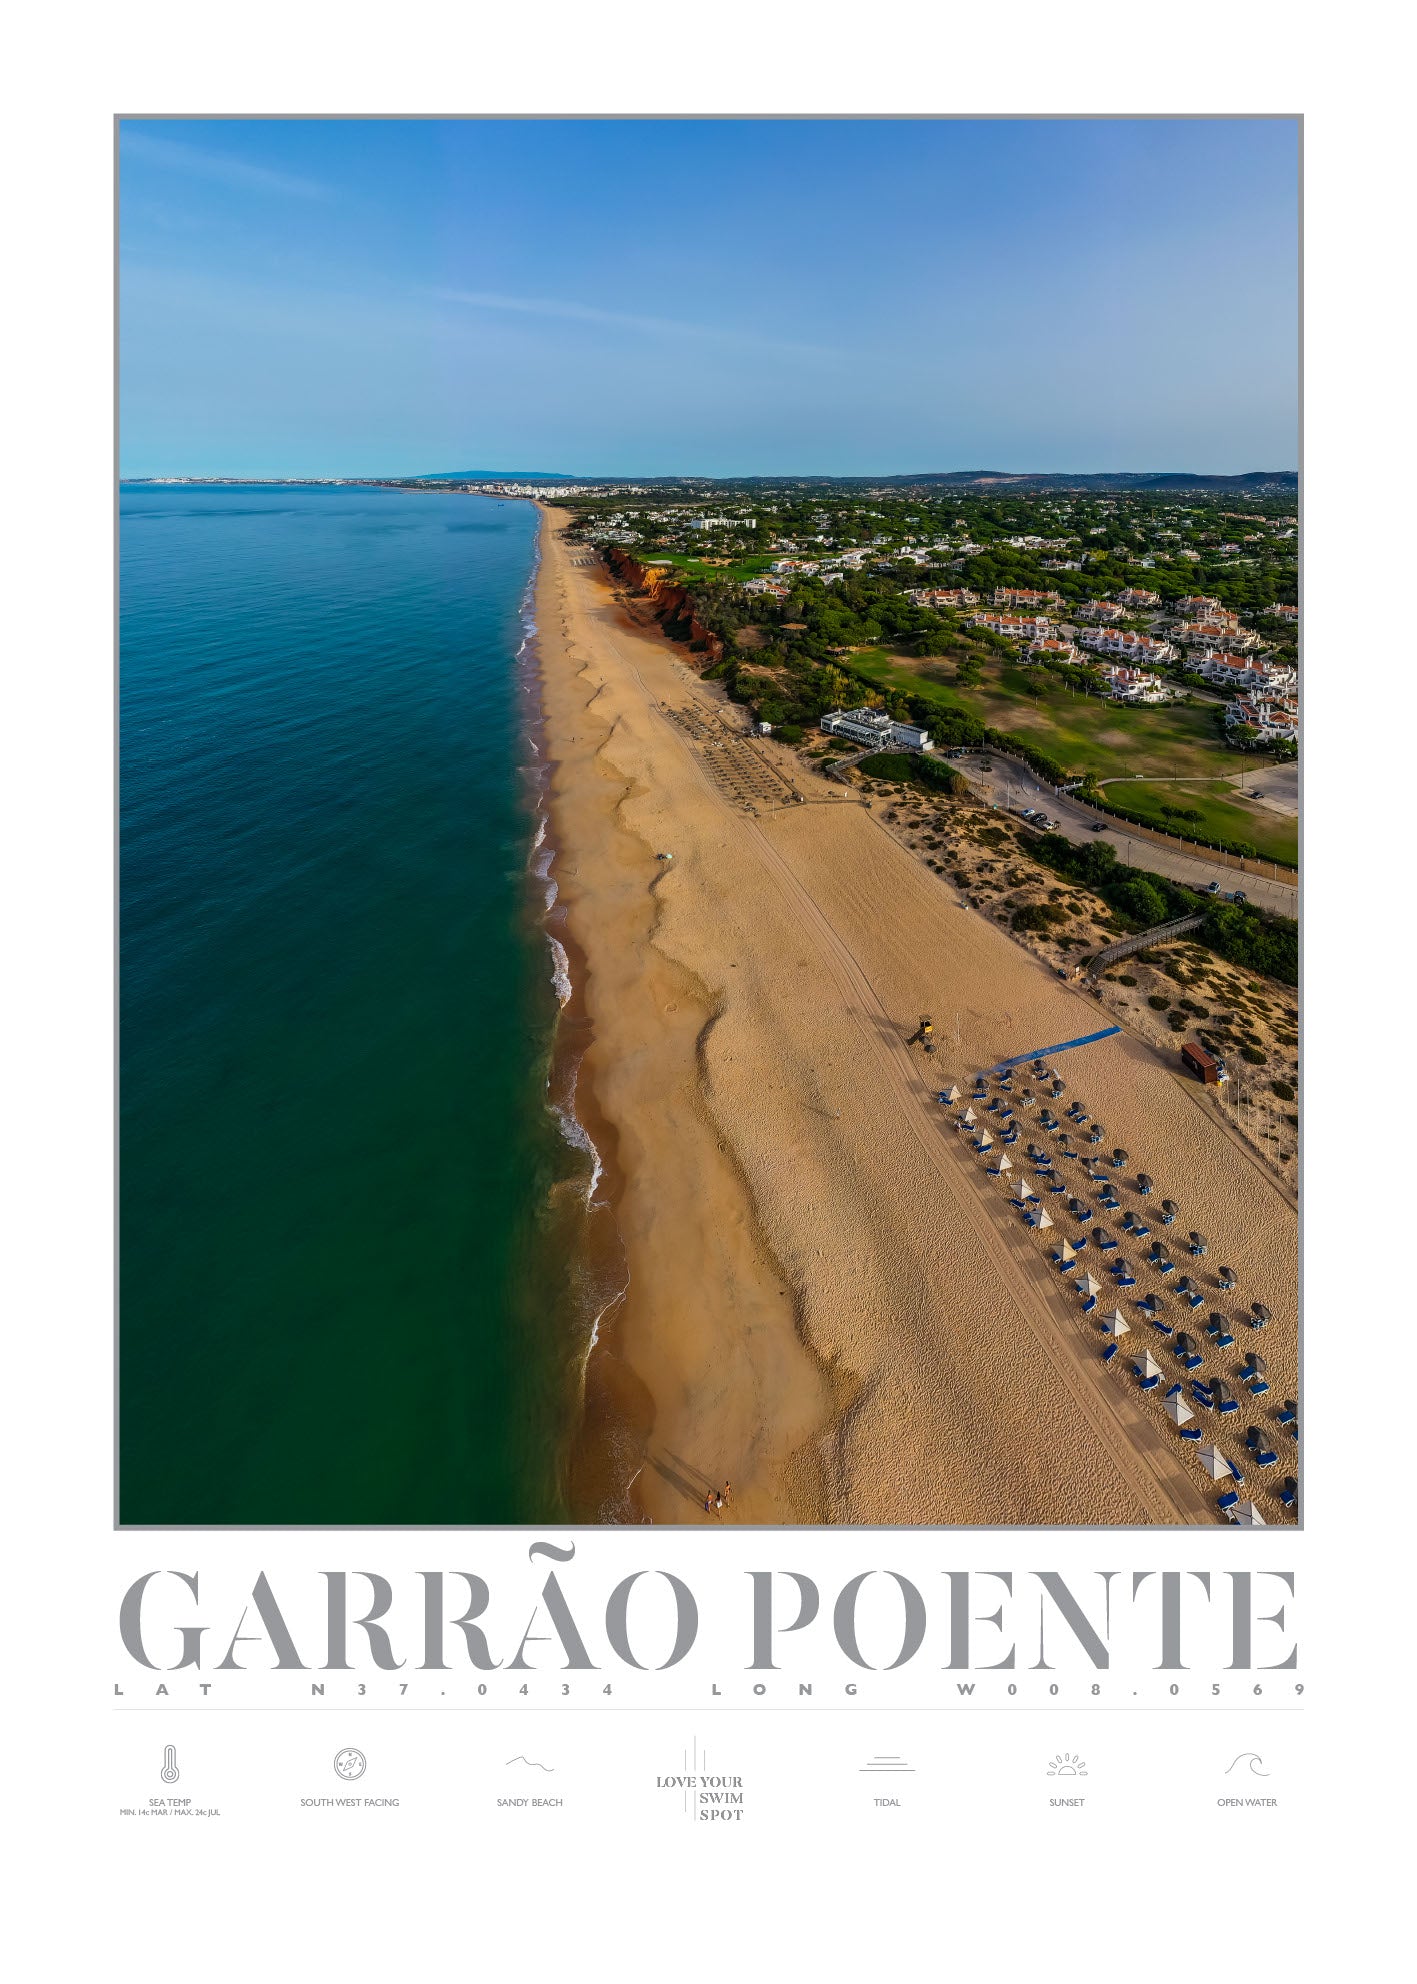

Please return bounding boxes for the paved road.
[950,752,1299,917]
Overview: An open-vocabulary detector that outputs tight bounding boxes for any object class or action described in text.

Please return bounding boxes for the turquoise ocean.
[120,484,615,1524]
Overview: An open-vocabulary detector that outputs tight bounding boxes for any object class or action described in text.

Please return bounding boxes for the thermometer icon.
[160,1745,180,1785]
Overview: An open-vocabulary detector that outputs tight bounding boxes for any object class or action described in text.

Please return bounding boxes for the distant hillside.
[860,470,1298,491]
[416,469,578,483]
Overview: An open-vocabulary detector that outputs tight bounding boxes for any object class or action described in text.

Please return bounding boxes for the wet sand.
[536,509,1298,1525]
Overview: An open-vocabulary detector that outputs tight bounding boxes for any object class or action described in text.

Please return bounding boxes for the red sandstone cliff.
[604,548,725,661]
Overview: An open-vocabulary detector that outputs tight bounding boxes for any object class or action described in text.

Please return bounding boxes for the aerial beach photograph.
[118,115,1299,1528]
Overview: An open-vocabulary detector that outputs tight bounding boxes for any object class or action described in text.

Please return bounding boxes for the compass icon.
[333,1747,367,1782]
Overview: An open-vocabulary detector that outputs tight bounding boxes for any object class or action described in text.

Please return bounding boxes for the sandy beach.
[536,509,1298,1526]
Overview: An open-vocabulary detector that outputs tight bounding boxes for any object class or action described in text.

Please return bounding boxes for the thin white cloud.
[432,287,836,359]
[120,129,331,202]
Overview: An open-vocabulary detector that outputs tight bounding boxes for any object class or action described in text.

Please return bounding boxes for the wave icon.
[1224,1752,1270,1778]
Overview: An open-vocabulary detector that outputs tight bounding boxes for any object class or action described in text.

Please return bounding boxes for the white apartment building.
[909,586,977,608]
[993,586,1062,608]
[1176,620,1262,650]
[1079,629,1179,663]
[1193,650,1297,692]
[970,611,1052,640]
[1097,664,1173,704]
[1226,696,1298,743]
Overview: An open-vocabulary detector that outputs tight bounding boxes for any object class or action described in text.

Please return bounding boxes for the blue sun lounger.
[1181,1351,1204,1370]
[1114,1269,1136,1287]
[1255,1448,1278,1467]
[1217,1489,1239,1513]
[1080,1293,1097,1314]
[1247,1377,1270,1396]
[1134,1368,1160,1391]
[1276,1403,1297,1426]
[1179,1425,1202,1441]
[1279,1480,1297,1507]
[1217,1397,1239,1414]
[1101,1342,1118,1362]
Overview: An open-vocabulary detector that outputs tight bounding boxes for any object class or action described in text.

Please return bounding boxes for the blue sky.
[119,118,1299,477]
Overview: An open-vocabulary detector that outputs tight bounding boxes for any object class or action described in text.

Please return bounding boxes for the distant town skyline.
[120,118,1299,479]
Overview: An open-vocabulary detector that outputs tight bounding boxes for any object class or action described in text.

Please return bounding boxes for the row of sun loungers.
[943,1065,1295,1522]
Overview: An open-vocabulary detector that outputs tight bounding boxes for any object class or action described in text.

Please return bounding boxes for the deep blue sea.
[120,484,598,1524]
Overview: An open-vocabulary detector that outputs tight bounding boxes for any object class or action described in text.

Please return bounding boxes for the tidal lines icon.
[860,1755,914,1773]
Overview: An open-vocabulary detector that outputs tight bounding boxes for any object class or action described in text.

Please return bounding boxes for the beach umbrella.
[1161,1198,1179,1219]
[1077,1273,1102,1299]
[1111,1148,1128,1168]
[1017,1176,1038,1201]
[1136,1352,1162,1381]
[1176,1330,1198,1354]
[1231,1501,1267,1528]
[996,1152,1013,1172]
[1218,1267,1236,1289]
[1244,1352,1268,1378]
[1137,1173,1154,1195]
[961,1107,977,1127]
[1189,1231,1208,1252]
[1051,1079,1065,1096]
[1139,1293,1162,1315]
[1210,1378,1234,1406]
[1165,1395,1194,1426]
[1197,1443,1232,1481]
[976,1131,993,1151]
[941,1084,961,1104]
[1036,1207,1054,1229]
[1102,1308,1130,1337]
[1057,1239,1078,1265]
[1114,1257,1135,1278]
[1251,1302,1272,1327]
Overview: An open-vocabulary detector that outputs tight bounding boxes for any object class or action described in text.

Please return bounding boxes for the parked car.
[1207,881,1221,894]
[1089,821,1107,832]
[1233,889,1247,902]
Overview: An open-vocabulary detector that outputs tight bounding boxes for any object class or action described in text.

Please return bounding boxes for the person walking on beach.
[714,1491,724,1512]
[704,1490,717,1516]
[721,1482,733,1509]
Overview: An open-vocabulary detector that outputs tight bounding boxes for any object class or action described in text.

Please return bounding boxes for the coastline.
[534,505,1298,1526]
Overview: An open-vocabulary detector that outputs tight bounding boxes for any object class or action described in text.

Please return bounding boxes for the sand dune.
[537,510,1298,1526]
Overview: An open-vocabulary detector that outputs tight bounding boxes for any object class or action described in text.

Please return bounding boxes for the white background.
[3,2,1409,1972]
